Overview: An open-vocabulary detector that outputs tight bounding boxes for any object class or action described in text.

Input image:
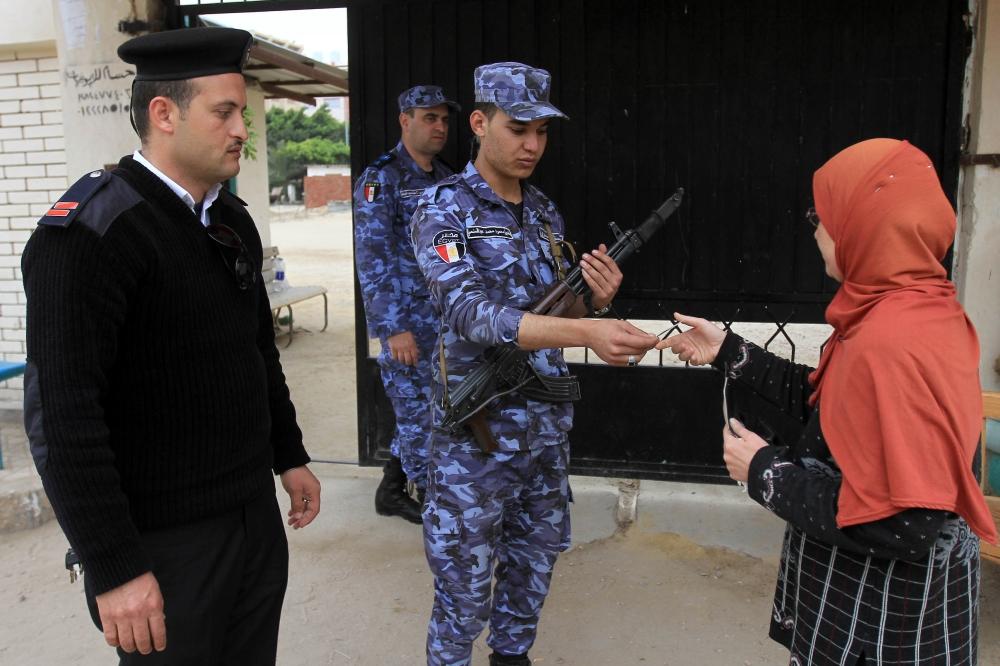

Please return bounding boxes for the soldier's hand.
[580,244,621,309]
[655,312,725,366]
[585,319,659,366]
[387,331,419,366]
[95,571,167,655]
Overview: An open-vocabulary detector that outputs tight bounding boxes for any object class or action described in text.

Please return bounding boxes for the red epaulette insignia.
[45,202,79,217]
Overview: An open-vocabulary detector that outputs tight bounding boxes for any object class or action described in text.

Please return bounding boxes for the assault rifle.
[441,188,685,452]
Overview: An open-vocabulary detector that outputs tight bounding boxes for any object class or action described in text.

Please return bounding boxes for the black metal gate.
[172,0,973,482]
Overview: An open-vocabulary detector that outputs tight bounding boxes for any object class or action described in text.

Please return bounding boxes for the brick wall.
[304,174,351,208]
[0,47,64,409]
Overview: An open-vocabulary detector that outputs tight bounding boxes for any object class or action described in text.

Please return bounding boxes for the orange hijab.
[809,139,997,543]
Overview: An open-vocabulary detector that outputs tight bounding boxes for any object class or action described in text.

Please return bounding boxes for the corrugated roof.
[200,17,348,105]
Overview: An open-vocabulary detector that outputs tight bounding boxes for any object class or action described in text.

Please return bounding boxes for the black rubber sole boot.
[489,652,531,666]
[375,456,422,524]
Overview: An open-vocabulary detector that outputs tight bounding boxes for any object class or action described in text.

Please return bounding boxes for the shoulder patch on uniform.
[362,181,381,203]
[432,230,466,263]
[38,169,112,228]
[468,226,514,240]
[373,152,395,168]
[425,174,462,202]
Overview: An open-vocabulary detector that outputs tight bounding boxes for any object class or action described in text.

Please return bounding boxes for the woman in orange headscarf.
[659,139,996,666]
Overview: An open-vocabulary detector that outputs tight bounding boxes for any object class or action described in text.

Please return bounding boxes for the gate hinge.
[960,153,1000,167]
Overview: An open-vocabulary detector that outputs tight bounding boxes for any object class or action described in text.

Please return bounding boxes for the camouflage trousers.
[423,440,571,666]
[379,351,434,489]
[386,392,432,489]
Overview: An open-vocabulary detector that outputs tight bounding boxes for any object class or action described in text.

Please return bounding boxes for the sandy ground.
[1,209,997,665]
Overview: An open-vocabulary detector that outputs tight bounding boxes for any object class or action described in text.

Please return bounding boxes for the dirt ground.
[1,209,997,665]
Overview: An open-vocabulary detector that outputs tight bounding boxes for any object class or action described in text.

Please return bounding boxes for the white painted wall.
[51,0,149,179]
[956,0,1000,391]
[0,0,55,48]
[0,46,64,408]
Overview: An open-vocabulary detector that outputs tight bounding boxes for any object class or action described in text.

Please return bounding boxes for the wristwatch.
[584,292,613,318]
[593,302,613,317]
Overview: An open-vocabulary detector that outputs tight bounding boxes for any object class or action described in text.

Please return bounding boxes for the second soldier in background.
[354,86,460,523]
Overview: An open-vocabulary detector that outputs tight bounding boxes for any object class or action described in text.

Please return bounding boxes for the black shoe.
[375,456,422,524]
[489,653,531,666]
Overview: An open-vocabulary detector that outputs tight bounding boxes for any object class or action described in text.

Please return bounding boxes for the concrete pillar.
[238,80,271,247]
[956,0,1000,391]
[50,0,163,178]
[615,479,640,529]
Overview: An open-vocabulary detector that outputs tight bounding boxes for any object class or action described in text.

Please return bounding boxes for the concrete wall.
[956,0,1000,391]
[52,0,156,179]
[0,46,65,408]
[0,0,55,48]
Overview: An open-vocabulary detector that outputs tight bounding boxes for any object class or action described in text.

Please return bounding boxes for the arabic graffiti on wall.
[64,64,135,117]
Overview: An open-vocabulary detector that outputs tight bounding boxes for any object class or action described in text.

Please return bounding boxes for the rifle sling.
[439,334,450,409]
[542,221,567,281]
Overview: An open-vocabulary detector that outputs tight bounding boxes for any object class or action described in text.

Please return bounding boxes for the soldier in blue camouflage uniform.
[354,85,460,524]
[411,63,660,666]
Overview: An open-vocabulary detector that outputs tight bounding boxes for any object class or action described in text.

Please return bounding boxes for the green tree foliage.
[266,105,349,188]
[278,136,351,167]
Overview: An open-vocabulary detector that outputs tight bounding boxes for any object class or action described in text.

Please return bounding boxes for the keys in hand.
[65,548,83,584]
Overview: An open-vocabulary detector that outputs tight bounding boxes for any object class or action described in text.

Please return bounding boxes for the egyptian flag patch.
[432,230,466,263]
[363,182,380,202]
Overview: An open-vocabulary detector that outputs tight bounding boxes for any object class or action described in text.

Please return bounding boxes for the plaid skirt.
[769,520,981,665]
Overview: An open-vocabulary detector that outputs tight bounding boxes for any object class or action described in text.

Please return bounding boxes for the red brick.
[304,174,352,208]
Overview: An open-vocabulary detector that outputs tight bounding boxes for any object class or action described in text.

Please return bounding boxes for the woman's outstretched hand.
[655,312,726,366]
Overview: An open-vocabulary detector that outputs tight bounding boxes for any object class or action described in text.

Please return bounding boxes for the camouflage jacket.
[353,141,453,341]
[411,161,574,450]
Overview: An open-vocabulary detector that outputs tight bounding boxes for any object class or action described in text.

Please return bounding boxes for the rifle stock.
[465,412,499,453]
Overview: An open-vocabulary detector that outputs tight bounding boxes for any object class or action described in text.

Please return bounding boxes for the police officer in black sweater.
[21,27,321,664]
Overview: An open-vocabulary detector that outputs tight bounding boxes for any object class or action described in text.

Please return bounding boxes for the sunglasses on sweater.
[206,223,257,291]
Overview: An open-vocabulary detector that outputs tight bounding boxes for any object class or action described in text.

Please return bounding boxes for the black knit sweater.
[22,156,309,595]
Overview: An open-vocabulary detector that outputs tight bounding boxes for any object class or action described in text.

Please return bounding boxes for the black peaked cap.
[118,27,253,82]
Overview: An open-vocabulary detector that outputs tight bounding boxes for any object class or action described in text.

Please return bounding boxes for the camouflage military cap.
[473,61,568,121]
[397,85,461,113]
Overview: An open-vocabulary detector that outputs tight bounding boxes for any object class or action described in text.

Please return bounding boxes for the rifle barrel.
[562,188,684,297]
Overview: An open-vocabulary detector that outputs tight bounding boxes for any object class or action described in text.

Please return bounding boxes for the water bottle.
[273,256,286,292]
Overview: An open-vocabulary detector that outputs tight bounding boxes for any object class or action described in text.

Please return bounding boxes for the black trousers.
[85,492,289,665]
